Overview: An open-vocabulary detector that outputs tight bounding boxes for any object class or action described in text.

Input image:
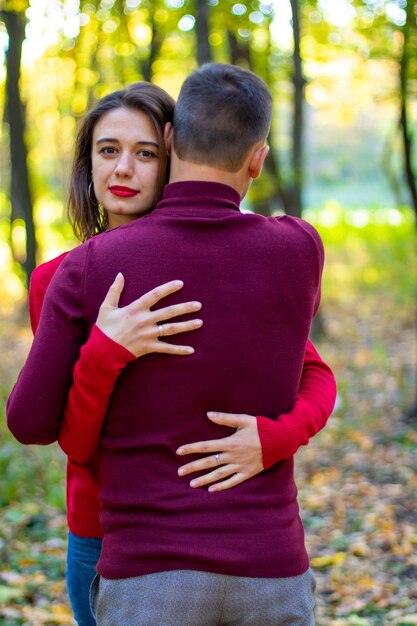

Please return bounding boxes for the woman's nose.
[114,152,134,176]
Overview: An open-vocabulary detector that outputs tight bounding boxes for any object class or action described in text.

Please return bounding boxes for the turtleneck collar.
[153,181,241,216]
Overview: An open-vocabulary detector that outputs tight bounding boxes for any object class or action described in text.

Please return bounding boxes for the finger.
[207,412,251,429]
[101,273,124,308]
[152,342,195,356]
[158,319,203,338]
[138,280,184,309]
[189,466,237,489]
[176,438,231,456]
[208,473,247,492]
[152,300,202,322]
[178,453,223,477]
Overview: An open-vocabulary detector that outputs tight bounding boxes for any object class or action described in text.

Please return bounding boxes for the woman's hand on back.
[176,412,263,491]
[96,273,202,358]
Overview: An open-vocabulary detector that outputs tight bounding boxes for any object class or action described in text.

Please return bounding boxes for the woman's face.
[91,106,162,229]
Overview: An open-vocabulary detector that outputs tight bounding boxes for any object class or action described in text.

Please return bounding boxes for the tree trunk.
[399,1,417,420]
[2,9,37,285]
[288,0,305,218]
[140,11,163,82]
[195,0,212,65]
[227,30,251,67]
[381,129,406,207]
[263,148,290,215]
[399,3,417,219]
[289,1,326,336]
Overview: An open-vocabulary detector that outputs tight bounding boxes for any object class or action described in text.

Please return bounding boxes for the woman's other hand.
[176,412,263,492]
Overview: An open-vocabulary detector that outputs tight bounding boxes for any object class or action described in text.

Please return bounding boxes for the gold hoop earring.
[88,181,96,203]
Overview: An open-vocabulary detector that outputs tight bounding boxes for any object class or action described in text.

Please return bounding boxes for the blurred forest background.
[0,0,416,624]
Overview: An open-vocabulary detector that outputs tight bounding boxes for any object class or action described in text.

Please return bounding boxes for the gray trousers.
[90,568,316,626]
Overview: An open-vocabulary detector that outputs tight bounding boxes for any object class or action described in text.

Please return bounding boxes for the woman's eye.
[99,146,117,155]
[138,150,157,159]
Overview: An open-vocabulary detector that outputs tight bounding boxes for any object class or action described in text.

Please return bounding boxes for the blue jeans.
[66,531,102,626]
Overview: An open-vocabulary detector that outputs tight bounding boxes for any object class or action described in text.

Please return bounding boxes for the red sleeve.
[58,325,136,463]
[29,252,70,334]
[256,339,336,469]
[29,269,47,334]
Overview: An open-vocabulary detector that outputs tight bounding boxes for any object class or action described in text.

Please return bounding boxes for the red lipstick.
[109,186,139,197]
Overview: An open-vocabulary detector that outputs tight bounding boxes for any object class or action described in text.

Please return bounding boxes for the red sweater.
[9,181,335,577]
[28,250,335,539]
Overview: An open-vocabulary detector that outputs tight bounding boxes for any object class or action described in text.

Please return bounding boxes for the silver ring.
[158,324,164,337]
[215,453,221,467]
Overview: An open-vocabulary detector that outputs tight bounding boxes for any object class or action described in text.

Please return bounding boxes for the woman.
[16,82,336,625]
[28,82,202,626]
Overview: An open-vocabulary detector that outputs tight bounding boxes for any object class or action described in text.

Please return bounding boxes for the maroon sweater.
[8,181,324,579]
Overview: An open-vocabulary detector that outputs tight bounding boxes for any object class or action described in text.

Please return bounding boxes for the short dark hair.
[68,82,175,242]
[173,63,272,172]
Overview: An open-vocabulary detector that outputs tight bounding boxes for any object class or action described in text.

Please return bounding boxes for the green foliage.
[2,0,417,223]
[306,203,416,306]
[0,443,66,510]
[0,422,66,511]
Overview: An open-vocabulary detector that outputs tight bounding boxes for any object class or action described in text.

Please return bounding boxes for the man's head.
[172,63,272,173]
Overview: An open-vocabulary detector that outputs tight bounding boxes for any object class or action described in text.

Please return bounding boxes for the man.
[8,64,329,625]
